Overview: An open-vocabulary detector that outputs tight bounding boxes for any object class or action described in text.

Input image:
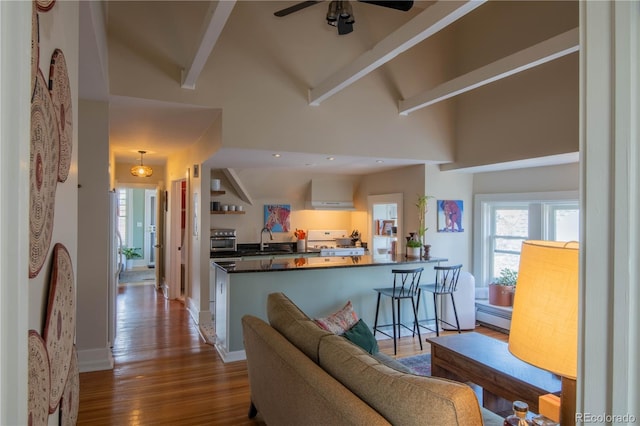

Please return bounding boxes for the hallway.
[78,284,261,425]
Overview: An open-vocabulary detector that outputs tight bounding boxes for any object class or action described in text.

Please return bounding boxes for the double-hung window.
[474,191,579,287]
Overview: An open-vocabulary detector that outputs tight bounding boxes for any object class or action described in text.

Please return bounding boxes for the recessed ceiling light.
[272,153,281,158]
[376,160,384,163]
[327,156,335,161]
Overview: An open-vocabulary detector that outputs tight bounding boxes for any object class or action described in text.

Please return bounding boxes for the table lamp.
[508,240,579,426]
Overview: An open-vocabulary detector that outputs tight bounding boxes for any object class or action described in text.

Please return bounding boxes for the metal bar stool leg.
[411,296,423,350]
[373,292,382,336]
[449,293,461,334]
[391,295,397,355]
[432,292,440,336]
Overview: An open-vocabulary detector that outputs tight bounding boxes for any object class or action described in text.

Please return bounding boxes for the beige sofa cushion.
[318,334,484,426]
[267,292,331,363]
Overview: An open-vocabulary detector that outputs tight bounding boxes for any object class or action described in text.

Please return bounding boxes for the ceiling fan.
[274,1,414,35]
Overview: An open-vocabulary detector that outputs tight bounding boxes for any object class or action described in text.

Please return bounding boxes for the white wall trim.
[77,347,115,373]
[214,345,246,363]
[580,0,639,418]
[0,2,31,424]
[473,190,579,286]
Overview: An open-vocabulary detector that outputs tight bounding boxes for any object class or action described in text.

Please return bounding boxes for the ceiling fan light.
[326,1,338,22]
[340,0,352,18]
[130,150,153,177]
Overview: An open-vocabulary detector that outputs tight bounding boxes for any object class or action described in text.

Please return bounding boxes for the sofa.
[241,292,504,425]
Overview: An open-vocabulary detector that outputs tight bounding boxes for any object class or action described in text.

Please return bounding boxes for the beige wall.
[444,1,579,171]
[473,162,579,194]
[77,99,112,370]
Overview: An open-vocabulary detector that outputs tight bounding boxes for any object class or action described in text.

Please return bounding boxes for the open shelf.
[211,190,226,196]
[211,211,245,215]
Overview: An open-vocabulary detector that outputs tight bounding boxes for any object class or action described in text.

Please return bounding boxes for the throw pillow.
[343,319,379,354]
[315,301,359,334]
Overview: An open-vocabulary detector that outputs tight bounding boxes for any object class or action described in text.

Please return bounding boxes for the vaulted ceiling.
[80,1,578,172]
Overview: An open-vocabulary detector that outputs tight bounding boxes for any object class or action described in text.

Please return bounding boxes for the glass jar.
[504,401,532,426]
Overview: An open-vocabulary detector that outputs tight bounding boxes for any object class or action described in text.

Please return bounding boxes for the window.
[474,191,579,287]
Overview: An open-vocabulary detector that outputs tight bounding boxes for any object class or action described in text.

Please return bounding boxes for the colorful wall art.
[264,204,291,232]
[437,200,464,232]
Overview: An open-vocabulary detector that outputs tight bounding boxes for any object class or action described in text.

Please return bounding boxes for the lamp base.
[561,376,577,426]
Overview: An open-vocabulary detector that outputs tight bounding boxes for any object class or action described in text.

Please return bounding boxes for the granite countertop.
[213,254,447,273]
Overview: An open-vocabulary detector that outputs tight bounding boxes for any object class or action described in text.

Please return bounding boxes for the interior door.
[144,189,157,267]
[154,188,165,288]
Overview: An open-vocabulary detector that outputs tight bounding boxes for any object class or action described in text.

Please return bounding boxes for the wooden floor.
[78,283,507,425]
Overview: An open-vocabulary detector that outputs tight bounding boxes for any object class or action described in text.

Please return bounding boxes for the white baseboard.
[186,297,212,325]
[214,343,246,363]
[77,347,114,373]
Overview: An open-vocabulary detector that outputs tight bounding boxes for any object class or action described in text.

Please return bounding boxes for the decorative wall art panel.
[30,70,59,278]
[36,0,56,12]
[59,345,79,426]
[437,200,464,233]
[264,204,291,232]
[44,244,75,413]
[28,330,50,426]
[49,49,72,182]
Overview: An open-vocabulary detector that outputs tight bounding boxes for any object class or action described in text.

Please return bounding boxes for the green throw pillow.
[343,319,379,354]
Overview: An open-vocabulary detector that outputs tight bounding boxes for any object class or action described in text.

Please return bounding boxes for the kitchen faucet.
[260,226,273,251]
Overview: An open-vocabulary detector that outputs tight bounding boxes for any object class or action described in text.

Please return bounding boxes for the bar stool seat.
[417,264,463,337]
[372,267,424,355]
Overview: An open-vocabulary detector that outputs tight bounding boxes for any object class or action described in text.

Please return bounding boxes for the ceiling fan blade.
[357,1,414,12]
[274,1,323,17]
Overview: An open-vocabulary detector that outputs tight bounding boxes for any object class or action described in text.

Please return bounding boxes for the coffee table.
[426,332,561,414]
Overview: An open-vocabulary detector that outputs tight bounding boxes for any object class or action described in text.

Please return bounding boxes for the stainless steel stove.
[306,230,365,256]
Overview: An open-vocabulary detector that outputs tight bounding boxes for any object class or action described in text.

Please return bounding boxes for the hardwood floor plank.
[78,284,507,424]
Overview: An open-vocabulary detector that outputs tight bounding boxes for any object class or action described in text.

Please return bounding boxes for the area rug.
[199,323,216,346]
[119,268,156,284]
[397,353,431,376]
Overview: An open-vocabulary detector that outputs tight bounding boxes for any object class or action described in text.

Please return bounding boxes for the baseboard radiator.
[475,301,512,332]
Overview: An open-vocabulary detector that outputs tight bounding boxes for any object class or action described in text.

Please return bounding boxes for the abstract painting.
[264,204,291,232]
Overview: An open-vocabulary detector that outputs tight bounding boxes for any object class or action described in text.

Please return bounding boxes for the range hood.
[307,178,355,210]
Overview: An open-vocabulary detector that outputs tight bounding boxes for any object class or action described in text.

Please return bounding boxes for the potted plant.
[416,194,434,258]
[406,238,422,258]
[121,247,142,271]
[488,268,518,306]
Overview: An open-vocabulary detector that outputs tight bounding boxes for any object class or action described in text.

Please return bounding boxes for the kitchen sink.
[238,247,293,256]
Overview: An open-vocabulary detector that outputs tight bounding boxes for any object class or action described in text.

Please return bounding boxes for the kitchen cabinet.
[214,265,228,350]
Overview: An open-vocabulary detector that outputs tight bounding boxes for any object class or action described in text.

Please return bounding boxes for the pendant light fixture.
[130,150,153,177]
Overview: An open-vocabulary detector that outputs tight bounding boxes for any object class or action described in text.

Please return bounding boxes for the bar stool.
[372,267,424,355]
[417,264,463,336]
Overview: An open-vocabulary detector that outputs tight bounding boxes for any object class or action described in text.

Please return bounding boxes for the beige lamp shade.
[508,240,579,380]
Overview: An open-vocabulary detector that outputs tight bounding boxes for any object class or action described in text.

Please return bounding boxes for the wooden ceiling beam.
[181,1,236,90]
[399,27,579,115]
[308,0,486,106]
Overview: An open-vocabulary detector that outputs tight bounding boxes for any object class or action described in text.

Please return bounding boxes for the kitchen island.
[213,254,447,362]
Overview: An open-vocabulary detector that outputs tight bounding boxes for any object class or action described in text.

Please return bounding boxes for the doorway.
[168,179,188,300]
[116,187,158,269]
[368,193,404,259]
